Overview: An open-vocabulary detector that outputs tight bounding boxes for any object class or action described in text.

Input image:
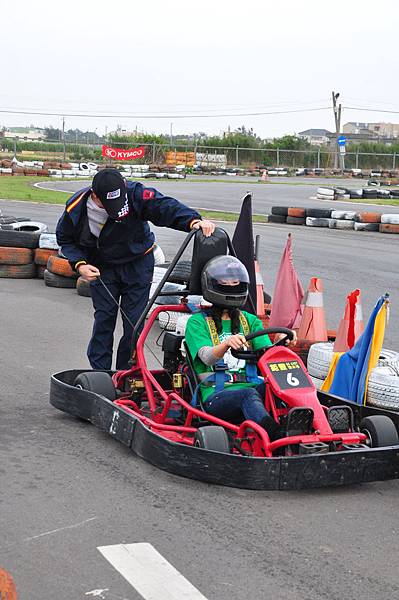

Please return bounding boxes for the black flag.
[232,193,257,314]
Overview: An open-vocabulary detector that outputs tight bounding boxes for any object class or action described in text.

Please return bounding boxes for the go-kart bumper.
[50,370,399,491]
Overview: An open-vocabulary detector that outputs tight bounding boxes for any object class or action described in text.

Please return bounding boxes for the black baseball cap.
[91,168,129,219]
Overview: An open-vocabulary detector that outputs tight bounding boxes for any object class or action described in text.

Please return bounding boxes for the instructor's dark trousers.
[88,253,154,370]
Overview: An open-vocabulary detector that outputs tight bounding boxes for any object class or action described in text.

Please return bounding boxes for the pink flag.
[269,234,304,329]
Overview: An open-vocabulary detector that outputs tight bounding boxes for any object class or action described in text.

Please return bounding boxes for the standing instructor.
[56,168,215,370]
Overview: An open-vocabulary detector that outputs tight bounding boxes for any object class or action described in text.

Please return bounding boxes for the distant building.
[344,122,399,139]
[298,128,332,145]
[0,127,45,141]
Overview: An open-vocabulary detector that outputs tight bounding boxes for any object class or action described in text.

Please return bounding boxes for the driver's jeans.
[204,383,269,424]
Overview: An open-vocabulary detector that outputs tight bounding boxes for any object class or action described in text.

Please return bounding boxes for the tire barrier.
[271,206,289,216]
[367,365,399,411]
[286,216,306,225]
[269,207,399,233]
[7,220,48,233]
[76,276,91,297]
[331,210,356,220]
[0,246,33,265]
[34,248,58,265]
[355,212,381,223]
[381,214,399,225]
[39,233,59,249]
[268,214,286,224]
[47,255,77,278]
[44,269,77,288]
[305,208,333,218]
[354,222,380,232]
[0,263,37,278]
[287,207,305,218]
[306,217,330,227]
[328,219,354,230]
[0,229,40,249]
[317,187,335,197]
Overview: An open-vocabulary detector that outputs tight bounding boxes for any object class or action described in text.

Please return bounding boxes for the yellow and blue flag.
[321,294,389,405]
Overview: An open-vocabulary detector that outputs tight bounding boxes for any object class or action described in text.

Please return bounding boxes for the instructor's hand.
[192,220,215,237]
[78,264,100,281]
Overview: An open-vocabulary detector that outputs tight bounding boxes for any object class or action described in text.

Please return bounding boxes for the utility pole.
[331,91,342,170]
[62,116,66,161]
[170,122,173,147]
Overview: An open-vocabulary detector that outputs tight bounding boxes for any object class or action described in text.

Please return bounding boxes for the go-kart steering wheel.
[230,327,295,361]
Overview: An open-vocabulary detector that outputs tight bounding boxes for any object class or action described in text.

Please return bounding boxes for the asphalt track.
[1,192,399,599]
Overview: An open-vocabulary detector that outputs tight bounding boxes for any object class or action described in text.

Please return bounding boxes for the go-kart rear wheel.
[360,415,399,447]
[194,426,231,453]
[74,372,116,401]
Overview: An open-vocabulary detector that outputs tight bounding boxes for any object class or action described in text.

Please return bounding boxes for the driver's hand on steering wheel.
[225,334,249,350]
[274,330,297,346]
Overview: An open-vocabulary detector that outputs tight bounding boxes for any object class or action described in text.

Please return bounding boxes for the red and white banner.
[101,145,145,161]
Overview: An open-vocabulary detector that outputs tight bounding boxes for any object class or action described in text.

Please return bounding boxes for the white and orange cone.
[333,289,364,352]
[296,277,328,342]
[254,258,265,319]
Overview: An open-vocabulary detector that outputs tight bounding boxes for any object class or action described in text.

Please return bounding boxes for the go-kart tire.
[305,208,333,218]
[0,263,37,278]
[379,224,399,234]
[271,206,289,216]
[47,255,77,278]
[287,207,305,218]
[166,260,192,284]
[34,248,58,265]
[331,210,356,220]
[76,276,91,297]
[360,415,399,447]
[286,216,306,225]
[74,371,116,401]
[381,214,399,225]
[328,219,354,230]
[194,426,231,453]
[0,229,40,249]
[354,222,379,232]
[7,220,48,233]
[0,246,33,265]
[306,217,330,227]
[354,212,381,223]
[44,269,76,288]
[366,365,399,411]
[268,214,286,224]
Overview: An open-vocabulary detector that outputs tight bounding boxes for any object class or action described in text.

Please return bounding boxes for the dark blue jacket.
[56,181,201,269]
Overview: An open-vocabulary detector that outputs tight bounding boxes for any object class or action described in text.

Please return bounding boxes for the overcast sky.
[1,0,398,139]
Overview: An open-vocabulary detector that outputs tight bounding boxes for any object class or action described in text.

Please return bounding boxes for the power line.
[345,106,399,114]
[0,106,331,119]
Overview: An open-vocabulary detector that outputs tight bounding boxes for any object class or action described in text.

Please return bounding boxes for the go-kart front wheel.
[74,372,116,401]
[194,426,231,453]
[360,415,399,447]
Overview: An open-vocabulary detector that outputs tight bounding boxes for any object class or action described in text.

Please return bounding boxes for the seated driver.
[185,255,296,441]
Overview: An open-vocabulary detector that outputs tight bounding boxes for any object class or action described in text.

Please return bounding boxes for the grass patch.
[0,176,70,203]
[198,210,267,223]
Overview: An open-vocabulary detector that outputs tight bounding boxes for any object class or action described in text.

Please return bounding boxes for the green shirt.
[185,310,272,403]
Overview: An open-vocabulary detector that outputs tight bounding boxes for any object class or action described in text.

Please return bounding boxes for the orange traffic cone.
[333,289,364,352]
[296,277,328,342]
[254,258,265,319]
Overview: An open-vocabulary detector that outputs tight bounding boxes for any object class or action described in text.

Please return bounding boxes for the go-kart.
[50,229,399,490]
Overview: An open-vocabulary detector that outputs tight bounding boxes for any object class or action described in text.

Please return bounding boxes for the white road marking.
[85,590,109,598]
[98,543,209,600]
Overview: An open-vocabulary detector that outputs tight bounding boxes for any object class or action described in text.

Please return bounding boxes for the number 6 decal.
[287,373,299,387]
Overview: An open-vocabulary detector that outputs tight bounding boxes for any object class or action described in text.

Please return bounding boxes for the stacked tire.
[34,233,60,279]
[0,230,40,278]
[45,255,78,288]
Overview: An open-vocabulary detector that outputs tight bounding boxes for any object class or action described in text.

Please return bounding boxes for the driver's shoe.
[260,416,284,442]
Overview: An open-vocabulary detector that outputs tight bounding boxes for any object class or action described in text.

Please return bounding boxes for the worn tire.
[286,216,305,225]
[355,212,381,223]
[287,207,305,218]
[34,248,58,265]
[0,246,34,265]
[268,214,286,223]
[39,233,59,249]
[74,371,116,401]
[331,210,356,220]
[194,426,231,453]
[367,365,399,411]
[76,276,92,297]
[381,214,399,225]
[0,229,40,249]
[317,187,335,196]
[0,263,37,278]
[305,208,332,218]
[7,220,48,233]
[271,206,289,216]
[379,223,399,234]
[360,415,399,447]
[44,269,76,288]
[47,255,77,278]
[354,222,379,231]
[306,217,330,227]
[328,219,354,230]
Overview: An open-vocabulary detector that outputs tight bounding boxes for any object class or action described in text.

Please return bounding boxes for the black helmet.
[201,255,249,308]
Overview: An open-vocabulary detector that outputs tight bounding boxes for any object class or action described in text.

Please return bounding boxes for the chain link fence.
[1,137,399,171]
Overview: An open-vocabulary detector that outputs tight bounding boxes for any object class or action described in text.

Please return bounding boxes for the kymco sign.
[101,145,145,161]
